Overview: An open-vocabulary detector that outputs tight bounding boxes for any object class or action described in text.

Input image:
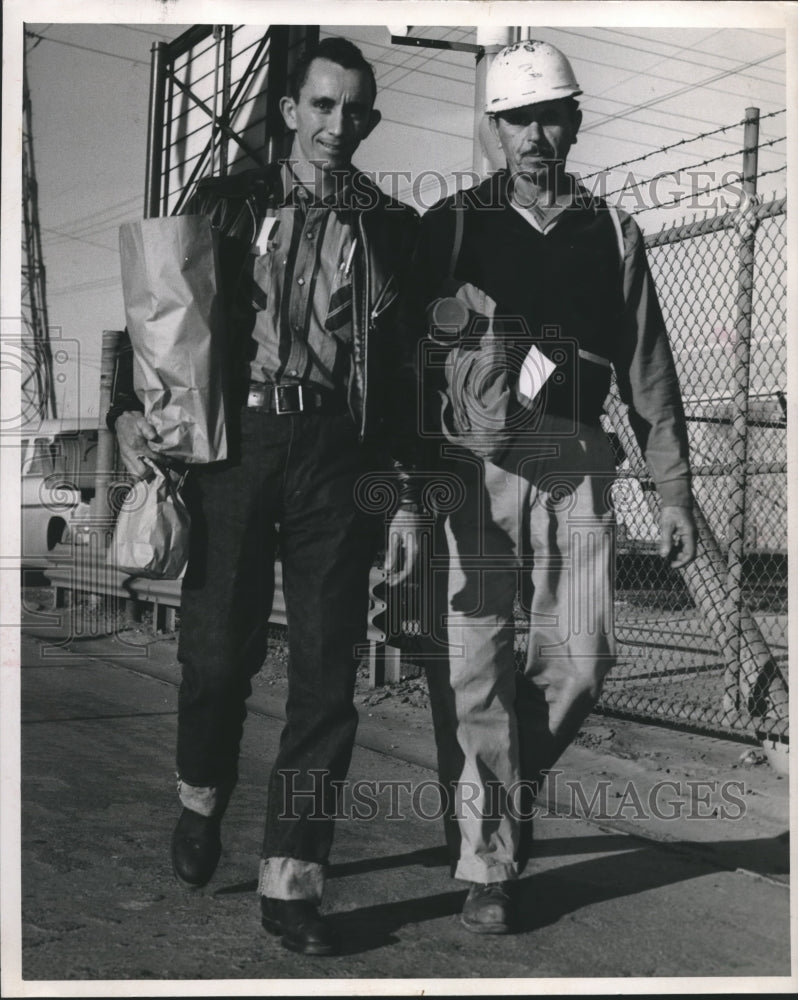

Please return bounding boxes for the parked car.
[20,420,99,566]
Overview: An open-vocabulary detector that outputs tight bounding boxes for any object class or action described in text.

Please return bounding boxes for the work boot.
[261,896,338,956]
[460,881,514,934]
[170,807,222,888]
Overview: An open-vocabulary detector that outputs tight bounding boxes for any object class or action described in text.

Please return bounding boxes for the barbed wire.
[756,164,788,181]
[630,177,750,214]
[596,135,786,202]
[580,108,785,182]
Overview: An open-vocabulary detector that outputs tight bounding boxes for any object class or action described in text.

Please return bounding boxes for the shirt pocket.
[250,221,283,312]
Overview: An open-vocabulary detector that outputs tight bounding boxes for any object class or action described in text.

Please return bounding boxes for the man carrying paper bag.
[117,214,227,466]
[107,37,422,957]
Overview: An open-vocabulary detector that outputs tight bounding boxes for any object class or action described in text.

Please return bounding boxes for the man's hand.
[114,411,162,479]
[384,508,426,587]
[659,505,697,569]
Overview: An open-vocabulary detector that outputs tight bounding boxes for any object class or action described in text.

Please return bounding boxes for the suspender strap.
[448,190,465,278]
[608,203,626,277]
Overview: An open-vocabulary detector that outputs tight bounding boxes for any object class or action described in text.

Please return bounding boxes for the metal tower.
[21,59,57,421]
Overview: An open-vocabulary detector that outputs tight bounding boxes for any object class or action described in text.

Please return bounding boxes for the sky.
[1,0,794,423]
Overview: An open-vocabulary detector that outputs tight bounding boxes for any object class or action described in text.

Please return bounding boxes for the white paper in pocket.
[518,344,557,404]
[252,215,278,255]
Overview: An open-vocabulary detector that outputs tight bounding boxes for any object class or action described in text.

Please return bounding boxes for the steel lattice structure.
[21,62,56,421]
[144,24,317,219]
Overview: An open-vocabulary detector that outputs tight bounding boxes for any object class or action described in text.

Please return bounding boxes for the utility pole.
[22,61,57,420]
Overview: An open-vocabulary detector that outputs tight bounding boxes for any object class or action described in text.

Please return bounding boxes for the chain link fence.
[598,195,787,741]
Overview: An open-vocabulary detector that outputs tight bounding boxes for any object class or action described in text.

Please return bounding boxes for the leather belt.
[245,381,347,416]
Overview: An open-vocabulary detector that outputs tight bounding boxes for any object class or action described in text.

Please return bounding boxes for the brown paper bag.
[119,215,227,463]
[107,459,190,579]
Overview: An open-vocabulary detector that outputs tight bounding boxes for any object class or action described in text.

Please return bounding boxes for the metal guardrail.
[43,553,402,689]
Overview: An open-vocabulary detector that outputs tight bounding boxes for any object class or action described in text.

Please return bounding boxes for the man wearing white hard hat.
[397,39,697,933]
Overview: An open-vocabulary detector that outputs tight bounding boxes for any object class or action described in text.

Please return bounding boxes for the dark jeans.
[176,407,378,868]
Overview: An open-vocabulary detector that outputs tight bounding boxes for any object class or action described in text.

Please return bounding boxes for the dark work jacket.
[108,163,422,509]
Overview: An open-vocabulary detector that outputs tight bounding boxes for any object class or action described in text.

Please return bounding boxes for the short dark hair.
[287,36,377,106]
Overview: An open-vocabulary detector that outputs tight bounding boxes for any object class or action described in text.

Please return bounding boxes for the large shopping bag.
[107,459,190,579]
[119,215,227,463]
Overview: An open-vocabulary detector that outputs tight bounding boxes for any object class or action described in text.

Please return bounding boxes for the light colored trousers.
[435,416,617,883]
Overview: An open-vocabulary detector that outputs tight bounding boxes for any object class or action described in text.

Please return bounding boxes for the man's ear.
[480,115,505,171]
[571,107,583,144]
[487,114,502,146]
[279,95,297,131]
[364,108,381,139]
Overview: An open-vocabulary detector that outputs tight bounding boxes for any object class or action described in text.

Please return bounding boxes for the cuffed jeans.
[176,407,377,901]
[429,416,617,883]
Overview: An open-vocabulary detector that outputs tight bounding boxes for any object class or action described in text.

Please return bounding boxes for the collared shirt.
[509,188,572,234]
[249,164,356,390]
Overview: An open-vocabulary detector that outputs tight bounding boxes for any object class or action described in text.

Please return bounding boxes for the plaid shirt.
[249,168,356,391]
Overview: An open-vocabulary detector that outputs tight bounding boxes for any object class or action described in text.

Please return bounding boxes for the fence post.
[145,42,167,219]
[91,330,124,524]
[724,107,760,713]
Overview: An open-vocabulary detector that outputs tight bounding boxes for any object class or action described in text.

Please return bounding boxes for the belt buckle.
[274,383,303,415]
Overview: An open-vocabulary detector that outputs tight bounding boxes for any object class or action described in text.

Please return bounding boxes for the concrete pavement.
[4,599,794,993]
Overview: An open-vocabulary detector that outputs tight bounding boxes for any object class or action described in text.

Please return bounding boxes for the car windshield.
[22,439,58,478]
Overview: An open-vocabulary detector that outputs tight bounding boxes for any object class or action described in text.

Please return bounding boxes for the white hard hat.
[485,40,582,114]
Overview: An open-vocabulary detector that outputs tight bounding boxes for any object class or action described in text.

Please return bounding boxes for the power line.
[372,57,472,90]
[41,226,118,252]
[379,80,473,111]
[380,27,471,92]
[378,116,471,143]
[581,47,786,135]
[43,210,139,245]
[570,23,785,70]
[23,30,149,67]
[581,91,783,148]
[115,25,184,41]
[46,205,142,242]
[365,41,782,154]
[44,195,142,232]
[48,274,121,296]
[556,25,785,85]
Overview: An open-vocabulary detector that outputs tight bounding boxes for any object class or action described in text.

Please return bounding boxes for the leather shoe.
[460,881,514,934]
[171,808,222,888]
[261,896,337,956]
